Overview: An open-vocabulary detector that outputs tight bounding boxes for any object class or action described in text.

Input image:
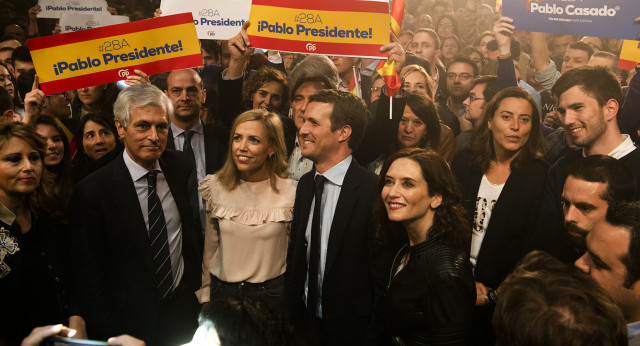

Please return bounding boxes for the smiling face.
[252,81,284,112]
[116,105,169,170]
[562,175,609,247]
[488,97,533,156]
[561,48,590,74]
[35,124,64,167]
[557,86,607,149]
[0,137,43,200]
[299,101,340,168]
[292,81,322,130]
[397,106,426,149]
[83,120,116,161]
[231,120,273,182]
[382,157,441,232]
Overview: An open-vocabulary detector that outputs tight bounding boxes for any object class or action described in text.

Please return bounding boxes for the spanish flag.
[618,40,640,70]
[376,0,404,97]
[349,66,361,97]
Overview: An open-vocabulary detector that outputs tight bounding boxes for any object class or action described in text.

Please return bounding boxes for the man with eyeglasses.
[444,56,478,132]
[455,76,498,154]
[164,68,228,234]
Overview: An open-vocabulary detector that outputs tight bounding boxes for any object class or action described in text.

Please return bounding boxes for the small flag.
[618,40,640,70]
[349,66,361,98]
[390,0,404,36]
[376,59,402,97]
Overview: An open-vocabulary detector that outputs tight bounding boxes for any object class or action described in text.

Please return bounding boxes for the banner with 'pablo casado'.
[27,13,202,95]
[247,0,389,58]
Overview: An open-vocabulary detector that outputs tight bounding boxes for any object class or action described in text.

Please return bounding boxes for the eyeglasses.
[438,22,454,28]
[469,95,484,102]
[371,87,382,92]
[446,73,473,81]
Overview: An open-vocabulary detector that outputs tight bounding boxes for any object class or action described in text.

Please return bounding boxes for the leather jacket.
[385,234,475,345]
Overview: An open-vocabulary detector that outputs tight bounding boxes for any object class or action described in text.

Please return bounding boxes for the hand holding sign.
[227,21,254,79]
[494,17,514,57]
[124,69,150,86]
[22,76,46,125]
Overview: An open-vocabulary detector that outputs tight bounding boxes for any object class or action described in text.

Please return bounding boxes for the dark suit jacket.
[452,150,549,289]
[166,121,228,175]
[284,159,388,345]
[69,150,202,346]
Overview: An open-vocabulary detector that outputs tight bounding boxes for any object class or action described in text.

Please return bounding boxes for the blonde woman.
[197,109,296,305]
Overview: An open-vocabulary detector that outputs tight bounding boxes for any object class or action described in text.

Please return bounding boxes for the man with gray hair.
[69,84,202,345]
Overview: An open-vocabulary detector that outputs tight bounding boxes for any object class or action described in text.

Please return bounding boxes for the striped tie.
[147,170,173,299]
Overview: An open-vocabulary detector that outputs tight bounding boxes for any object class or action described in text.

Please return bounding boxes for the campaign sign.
[60,14,129,33]
[27,13,202,95]
[160,0,250,40]
[503,0,640,40]
[247,0,389,58]
[37,0,108,19]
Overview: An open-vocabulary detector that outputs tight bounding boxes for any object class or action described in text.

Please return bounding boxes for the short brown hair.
[308,89,367,151]
[494,250,627,346]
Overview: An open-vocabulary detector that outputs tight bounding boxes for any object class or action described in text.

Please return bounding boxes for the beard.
[564,222,588,250]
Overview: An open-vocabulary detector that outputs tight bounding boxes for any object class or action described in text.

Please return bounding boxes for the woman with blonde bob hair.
[197,109,297,305]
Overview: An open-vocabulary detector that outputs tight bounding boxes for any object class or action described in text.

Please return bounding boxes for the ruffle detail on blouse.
[205,203,293,226]
[199,175,295,226]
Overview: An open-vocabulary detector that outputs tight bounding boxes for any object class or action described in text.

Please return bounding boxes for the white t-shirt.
[470,174,505,268]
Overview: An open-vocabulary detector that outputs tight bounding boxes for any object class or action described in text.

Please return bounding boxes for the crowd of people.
[2,0,640,345]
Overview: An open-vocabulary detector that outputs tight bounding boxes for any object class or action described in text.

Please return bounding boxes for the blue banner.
[504,0,640,40]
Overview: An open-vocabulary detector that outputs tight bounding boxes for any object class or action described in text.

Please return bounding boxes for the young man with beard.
[558,155,636,262]
[531,66,640,263]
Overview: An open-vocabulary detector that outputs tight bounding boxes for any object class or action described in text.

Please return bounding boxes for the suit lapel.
[110,156,156,277]
[324,161,360,276]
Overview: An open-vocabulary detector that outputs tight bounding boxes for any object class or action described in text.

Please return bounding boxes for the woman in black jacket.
[451,87,548,345]
[377,148,475,345]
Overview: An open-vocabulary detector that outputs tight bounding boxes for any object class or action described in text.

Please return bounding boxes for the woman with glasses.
[435,14,458,40]
[451,87,548,344]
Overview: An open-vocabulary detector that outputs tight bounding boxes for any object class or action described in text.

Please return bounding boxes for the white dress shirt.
[123,150,184,289]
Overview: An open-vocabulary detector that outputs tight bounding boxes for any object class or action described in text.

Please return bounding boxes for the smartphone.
[42,336,109,346]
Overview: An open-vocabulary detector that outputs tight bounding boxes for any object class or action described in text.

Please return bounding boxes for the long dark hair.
[375,148,469,248]
[385,91,441,159]
[72,111,120,165]
[470,87,546,173]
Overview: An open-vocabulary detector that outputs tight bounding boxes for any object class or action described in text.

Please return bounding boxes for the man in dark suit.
[284,89,387,345]
[69,84,202,346]
[164,68,227,232]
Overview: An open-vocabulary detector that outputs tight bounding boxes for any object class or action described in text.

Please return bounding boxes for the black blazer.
[284,159,388,345]
[166,121,228,175]
[69,150,202,345]
[451,149,549,289]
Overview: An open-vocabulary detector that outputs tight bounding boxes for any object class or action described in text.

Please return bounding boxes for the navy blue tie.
[147,170,173,299]
[307,174,326,318]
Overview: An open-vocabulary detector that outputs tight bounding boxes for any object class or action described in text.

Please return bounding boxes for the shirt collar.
[628,320,640,340]
[581,134,637,159]
[315,155,352,186]
[170,120,203,139]
[123,150,162,182]
[0,201,15,225]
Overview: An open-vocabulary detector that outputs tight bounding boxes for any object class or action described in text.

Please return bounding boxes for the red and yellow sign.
[247,0,389,58]
[27,13,202,95]
[618,40,640,70]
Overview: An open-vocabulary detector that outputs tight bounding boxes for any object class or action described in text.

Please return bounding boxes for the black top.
[0,209,77,345]
[385,235,475,346]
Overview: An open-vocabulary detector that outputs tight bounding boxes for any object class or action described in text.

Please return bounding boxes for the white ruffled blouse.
[195,174,297,303]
